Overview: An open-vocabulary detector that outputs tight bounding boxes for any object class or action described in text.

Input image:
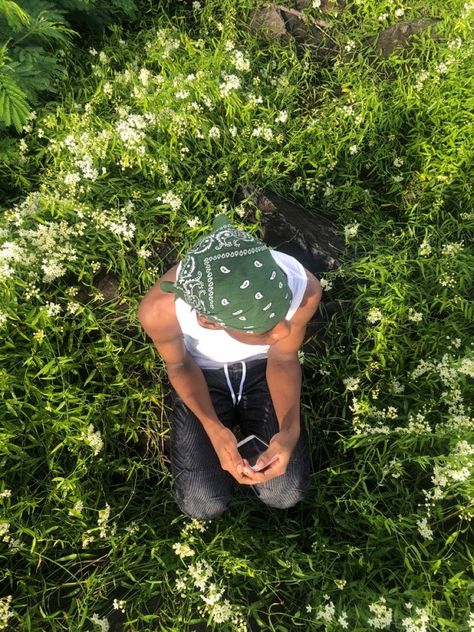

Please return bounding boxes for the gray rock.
[241,186,344,275]
[375,18,440,57]
[249,6,287,39]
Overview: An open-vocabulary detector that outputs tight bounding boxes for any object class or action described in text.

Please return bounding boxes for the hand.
[251,430,299,483]
[207,426,268,486]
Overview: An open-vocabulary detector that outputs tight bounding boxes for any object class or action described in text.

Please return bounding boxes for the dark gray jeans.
[170,358,310,519]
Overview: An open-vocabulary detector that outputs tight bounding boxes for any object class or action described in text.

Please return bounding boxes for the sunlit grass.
[0,0,473,629]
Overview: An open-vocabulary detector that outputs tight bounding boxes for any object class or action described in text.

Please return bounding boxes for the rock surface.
[375,19,440,57]
[241,186,344,275]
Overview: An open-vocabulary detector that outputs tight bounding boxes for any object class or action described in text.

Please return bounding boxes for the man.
[138,214,322,519]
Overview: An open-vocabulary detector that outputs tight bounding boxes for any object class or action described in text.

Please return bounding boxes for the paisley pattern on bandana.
[161,214,292,333]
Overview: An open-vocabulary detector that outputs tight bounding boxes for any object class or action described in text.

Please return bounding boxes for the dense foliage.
[0,0,473,630]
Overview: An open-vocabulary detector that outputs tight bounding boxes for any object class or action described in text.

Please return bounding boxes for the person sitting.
[138,214,322,519]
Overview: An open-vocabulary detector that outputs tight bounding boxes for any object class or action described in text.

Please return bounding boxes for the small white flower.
[113,599,126,613]
[186,216,202,229]
[275,110,288,123]
[367,308,383,324]
[393,157,404,167]
[395,8,405,17]
[349,144,359,155]
[345,40,356,53]
[208,126,221,139]
[344,223,359,240]
[343,377,360,392]
[91,614,109,632]
[417,517,433,540]
[312,0,321,7]
[418,239,431,256]
[368,598,393,629]
[192,0,201,8]
[319,278,333,291]
[408,309,423,322]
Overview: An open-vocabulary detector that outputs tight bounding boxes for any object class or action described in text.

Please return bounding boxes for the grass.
[0,0,473,630]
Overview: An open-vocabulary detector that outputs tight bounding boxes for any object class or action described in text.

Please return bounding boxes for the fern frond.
[0,0,30,31]
[10,46,65,98]
[27,12,74,46]
[0,71,30,132]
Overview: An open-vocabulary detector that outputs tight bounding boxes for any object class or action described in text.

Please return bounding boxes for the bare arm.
[137,272,261,485]
[255,271,322,475]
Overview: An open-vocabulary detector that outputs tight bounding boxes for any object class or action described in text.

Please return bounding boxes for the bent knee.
[176,494,231,520]
[262,487,306,509]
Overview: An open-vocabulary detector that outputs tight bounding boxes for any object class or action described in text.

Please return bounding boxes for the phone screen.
[237,435,268,468]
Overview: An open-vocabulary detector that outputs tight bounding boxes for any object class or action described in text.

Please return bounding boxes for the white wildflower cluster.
[0,489,12,499]
[459,357,474,378]
[349,144,359,155]
[44,302,62,318]
[115,112,155,154]
[344,223,359,240]
[97,504,111,538]
[418,239,431,256]
[80,424,104,456]
[410,353,472,429]
[275,110,288,123]
[416,517,433,540]
[158,191,182,211]
[0,310,7,327]
[186,216,202,228]
[319,278,333,291]
[252,127,274,141]
[4,216,84,283]
[401,608,429,632]
[91,613,109,632]
[441,241,464,256]
[4,191,41,227]
[317,599,336,623]
[343,377,361,392]
[367,308,383,324]
[90,206,136,242]
[208,126,221,139]
[219,73,241,97]
[344,40,356,53]
[0,595,14,631]
[173,542,246,630]
[112,599,126,613]
[0,241,29,281]
[145,28,180,59]
[229,50,250,72]
[0,521,10,542]
[407,308,423,322]
[69,500,84,516]
[367,597,393,629]
[439,272,456,288]
[62,129,111,185]
[172,542,195,559]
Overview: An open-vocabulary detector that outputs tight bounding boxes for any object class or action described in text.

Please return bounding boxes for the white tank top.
[175,251,307,368]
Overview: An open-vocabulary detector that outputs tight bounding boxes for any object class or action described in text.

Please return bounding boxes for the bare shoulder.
[138,264,181,343]
[292,268,322,326]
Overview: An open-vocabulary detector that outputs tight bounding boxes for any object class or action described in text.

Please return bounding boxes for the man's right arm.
[137,284,264,484]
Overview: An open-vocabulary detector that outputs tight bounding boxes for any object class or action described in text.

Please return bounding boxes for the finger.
[254,449,279,471]
[253,455,279,472]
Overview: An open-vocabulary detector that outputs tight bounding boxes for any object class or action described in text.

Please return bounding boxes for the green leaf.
[0,0,30,31]
[0,70,30,131]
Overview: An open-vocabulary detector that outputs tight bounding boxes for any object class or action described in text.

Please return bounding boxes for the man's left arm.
[253,271,322,479]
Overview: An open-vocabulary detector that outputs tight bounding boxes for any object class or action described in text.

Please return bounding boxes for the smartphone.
[237,434,279,472]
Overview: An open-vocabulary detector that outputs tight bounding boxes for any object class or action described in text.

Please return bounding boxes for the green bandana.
[161,214,291,333]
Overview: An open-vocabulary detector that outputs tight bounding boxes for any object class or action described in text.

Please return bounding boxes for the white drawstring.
[223,361,247,407]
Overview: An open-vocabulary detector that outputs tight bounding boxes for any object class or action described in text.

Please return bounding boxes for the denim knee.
[175,492,231,520]
[258,485,306,510]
